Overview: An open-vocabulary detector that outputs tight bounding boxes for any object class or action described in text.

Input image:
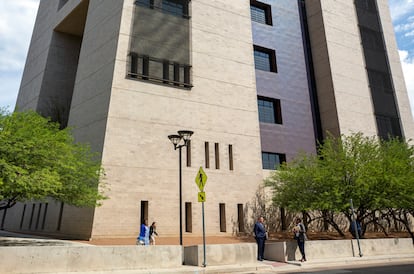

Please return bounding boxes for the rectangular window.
[162,0,189,18]
[185,202,192,232]
[130,53,138,78]
[228,144,234,171]
[35,204,42,230]
[205,142,210,168]
[57,202,64,231]
[367,69,393,94]
[250,0,272,25]
[219,203,226,232]
[163,60,170,83]
[355,0,376,13]
[136,0,189,17]
[140,200,148,225]
[142,55,149,80]
[186,140,191,167]
[42,203,48,230]
[262,152,286,170]
[253,45,277,72]
[360,27,385,52]
[128,54,192,88]
[237,204,245,233]
[173,62,180,86]
[215,143,220,169]
[135,0,154,8]
[29,204,36,230]
[20,204,27,229]
[258,96,282,124]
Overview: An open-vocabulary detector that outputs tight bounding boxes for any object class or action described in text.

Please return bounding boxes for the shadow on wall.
[285,240,298,261]
[239,185,297,235]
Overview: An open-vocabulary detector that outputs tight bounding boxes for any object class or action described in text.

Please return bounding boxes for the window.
[135,0,189,18]
[35,204,42,229]
[215,143,220,169]
[163,0,189,17]
[42,203,48,230]
[262,152,286,170]
[205,142,210,168]
[355,0,376,13]
[185,202,192,232]
[228,144,234,171]
[237,204,245,233]
[128,53,192,88]
[186,140,191,167]
[219,203,226,232]
[253,45,277,72]
[250,0,272,25]
[140,200,148,225]
[360,27,384,52]
[28,204,35,230]
[367,69,393,94]
[376,116,401,140]
[20,204,26,229]
[258,96,282,124]
[57,202,64,231]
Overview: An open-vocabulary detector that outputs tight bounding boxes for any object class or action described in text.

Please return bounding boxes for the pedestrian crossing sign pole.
[195,167,207,267]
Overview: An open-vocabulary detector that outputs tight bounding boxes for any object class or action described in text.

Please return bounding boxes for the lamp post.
[168,130,193,245]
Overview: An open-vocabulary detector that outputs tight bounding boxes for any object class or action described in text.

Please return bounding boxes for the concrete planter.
[265,238,414,262]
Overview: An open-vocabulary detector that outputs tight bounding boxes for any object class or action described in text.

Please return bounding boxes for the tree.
[265,133,414,238]
[0,109,107,211]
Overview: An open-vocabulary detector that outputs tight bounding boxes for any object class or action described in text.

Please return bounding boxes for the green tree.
[378,138,414,241]
[0,109,107,210]
[265,133,414,238]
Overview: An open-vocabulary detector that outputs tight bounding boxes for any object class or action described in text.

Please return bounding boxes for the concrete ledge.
[184,243,257,266]
[0,245,182,274]
[265,238,414,262]
[1,238,412,273]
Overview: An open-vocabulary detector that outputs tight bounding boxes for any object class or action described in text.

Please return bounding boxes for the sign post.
[195,167,207,267]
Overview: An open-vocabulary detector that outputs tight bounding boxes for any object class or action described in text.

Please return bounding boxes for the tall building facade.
[3,0,413,240]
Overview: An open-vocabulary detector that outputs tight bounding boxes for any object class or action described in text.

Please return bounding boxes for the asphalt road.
[278,262,414,274]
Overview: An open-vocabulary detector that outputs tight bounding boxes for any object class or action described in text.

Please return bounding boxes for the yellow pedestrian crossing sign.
[198,192,206,202]
[195,167,207,191]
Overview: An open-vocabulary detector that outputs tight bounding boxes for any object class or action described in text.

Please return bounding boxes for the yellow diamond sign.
[195,167,207,191]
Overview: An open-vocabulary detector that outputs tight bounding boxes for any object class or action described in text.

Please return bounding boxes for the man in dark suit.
[253,216,266,261]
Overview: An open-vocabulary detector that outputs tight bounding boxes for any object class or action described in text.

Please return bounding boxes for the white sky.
[0,0,413,117]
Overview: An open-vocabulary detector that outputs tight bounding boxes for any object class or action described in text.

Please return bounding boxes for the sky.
[0,0,413,116]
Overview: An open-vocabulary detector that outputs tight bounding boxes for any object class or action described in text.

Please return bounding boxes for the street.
[276,262,414,274]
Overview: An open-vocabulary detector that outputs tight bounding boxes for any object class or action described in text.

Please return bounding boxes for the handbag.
[265,232,269,240]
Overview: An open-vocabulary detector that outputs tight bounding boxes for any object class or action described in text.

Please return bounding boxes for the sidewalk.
[41,255,414,274]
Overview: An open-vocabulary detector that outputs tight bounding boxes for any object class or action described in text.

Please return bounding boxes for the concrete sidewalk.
[37,254,414,274]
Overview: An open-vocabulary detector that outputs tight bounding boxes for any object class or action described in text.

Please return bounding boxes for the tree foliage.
[265,133,414,237]
[0,109,107,210]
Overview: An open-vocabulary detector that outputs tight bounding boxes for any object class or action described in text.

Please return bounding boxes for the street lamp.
[168,130,193,245]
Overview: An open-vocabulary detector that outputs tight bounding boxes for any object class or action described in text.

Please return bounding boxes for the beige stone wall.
[15,0,83,112]
[306,0,378,137]
[306,0,413,140]
[377,0,414,140]
[89,0,263,238]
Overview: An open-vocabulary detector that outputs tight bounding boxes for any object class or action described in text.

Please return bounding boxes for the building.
[2,0,413,240]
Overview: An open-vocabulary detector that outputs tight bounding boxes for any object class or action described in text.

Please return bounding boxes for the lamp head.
[177,130,194,141]
[168,134,182,146]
